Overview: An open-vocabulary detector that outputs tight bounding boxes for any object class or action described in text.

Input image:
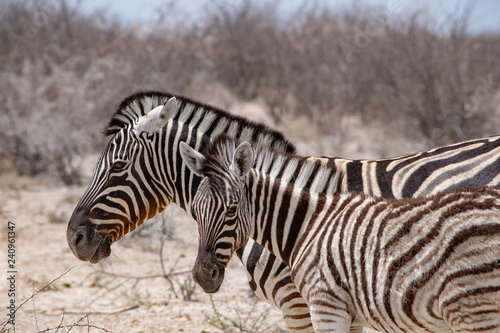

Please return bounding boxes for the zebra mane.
[202,135,341,197]
[104,91,296,154]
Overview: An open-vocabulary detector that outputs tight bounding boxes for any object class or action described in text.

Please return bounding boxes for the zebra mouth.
[67,224,112,263]
[89,238,111,263]
[202,284,221,294]
[67,207,114,263]
[197,267,224,294]
[192,250,225,293]
[194,269,225,294]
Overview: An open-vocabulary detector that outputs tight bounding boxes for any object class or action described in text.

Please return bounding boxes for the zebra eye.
[110,161,127,173]
[227,205,237,216]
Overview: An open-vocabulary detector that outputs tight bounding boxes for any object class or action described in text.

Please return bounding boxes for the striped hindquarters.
[314,187,500,332]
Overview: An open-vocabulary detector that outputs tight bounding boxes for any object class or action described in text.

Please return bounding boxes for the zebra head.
[67,96,177,264]
[180,138,254,293]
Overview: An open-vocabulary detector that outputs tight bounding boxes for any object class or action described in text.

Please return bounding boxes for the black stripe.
[346,161,363,193]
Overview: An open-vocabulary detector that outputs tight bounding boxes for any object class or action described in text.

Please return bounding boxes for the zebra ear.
[134,97,177,135]
[179,142,205,177]
[231,141,254,178]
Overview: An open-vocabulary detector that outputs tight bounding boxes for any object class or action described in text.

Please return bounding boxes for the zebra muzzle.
[192,250,225,293]
[67,208,111,263]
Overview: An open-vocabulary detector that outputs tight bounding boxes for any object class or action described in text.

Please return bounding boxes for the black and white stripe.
[68,91,500,332]
[183,136,500,333]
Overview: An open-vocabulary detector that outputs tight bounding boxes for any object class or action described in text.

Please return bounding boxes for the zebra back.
[310,135,500,198]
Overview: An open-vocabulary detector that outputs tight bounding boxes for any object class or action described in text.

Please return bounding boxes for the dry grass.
[0,268,115,333]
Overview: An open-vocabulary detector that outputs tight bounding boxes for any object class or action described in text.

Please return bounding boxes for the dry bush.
[0,1,126,183]
[358,9,500,146]
[193,2,500,145]
[191,3,363,131]
[0,1,184,182]
[1,0,499,181]
[276,9,362,129]
[200,1,284,100]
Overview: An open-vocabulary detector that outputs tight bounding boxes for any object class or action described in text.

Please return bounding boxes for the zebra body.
[181,136,500,333]
[67,91,500,332]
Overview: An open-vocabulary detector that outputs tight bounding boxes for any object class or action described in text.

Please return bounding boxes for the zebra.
[67,91,500,332]
[180,135,500,333]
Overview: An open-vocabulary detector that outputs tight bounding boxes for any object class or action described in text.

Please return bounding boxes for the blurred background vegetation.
[0,0,499,184]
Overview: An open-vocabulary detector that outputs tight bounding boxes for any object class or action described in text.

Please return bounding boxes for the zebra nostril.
[211,266,219,280]
[74,233,86,247]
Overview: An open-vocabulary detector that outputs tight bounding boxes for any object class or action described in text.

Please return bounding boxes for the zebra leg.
[309,300,352,332]
[306,289,353,333]
[236,240,314,332]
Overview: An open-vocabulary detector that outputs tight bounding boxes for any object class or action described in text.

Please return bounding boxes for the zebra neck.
[159,100,296,210]
[166,121,207,212]
[246,160,341,267]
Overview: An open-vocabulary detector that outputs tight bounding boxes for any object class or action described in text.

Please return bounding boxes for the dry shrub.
[1,0,499,182]
[189,2,500,145]
[359,9,500,145]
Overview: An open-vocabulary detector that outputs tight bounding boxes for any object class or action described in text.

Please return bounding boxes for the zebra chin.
[192,249,225,293]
